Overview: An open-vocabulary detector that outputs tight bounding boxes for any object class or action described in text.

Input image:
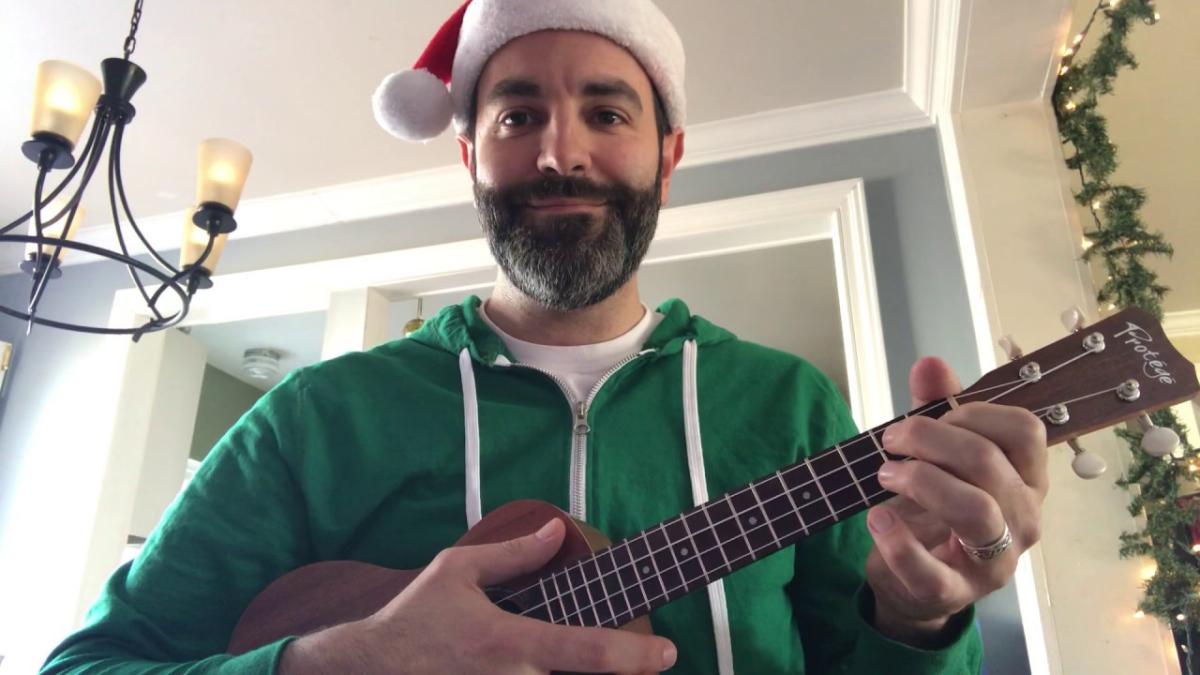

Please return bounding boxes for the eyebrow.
[484,77,644,113]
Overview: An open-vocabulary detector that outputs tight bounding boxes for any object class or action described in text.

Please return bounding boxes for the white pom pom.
[372,69,453,142]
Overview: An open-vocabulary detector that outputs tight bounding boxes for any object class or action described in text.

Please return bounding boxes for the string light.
[1141,563,1157,581]
[1073,33,1084,45]
[1060,65,1071,76]
[1134,610,1145,619]
[1062,46,1075,58]
[1092,199,1102,210]
[1064,100,1078,112]
[1178,613,1187,622]
[1081,237,1093,251]
[1192,543,1200,553]
[1108,0,1120,7]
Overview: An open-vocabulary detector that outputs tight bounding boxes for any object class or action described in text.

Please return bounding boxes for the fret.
[811,451,864,514]
[843,436,887,503]
[539,576,558,624]
[627,534,666,603]
[661,522,688,601]
[707,496,752,565]
[552,569,581,626]
[696,503,733,573]
[612,542,651,615]
[646,525,684,601]
[775,470,809,536]
[780,463,834,526]
[833,443,870,503]
[584,555,617,626]
[596,549,630,626]
[799,460,838,524]
[675,513,713,585]
[747,481,783,548]
[724,493,761,561]
[865,426,889,461]
[567,561,603,626]
[754,473,804,542]
[728,488,775,554]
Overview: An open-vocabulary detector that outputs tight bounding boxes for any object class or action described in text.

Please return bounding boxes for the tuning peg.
[1061,306,1086,333]
[998,335,1024,361]
[1137,414,1180,458]
[1068,439,1108,479]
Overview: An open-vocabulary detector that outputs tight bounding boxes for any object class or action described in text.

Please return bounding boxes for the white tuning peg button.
[1068,439,1107,479]
[1141,426,1180,458]
[998,335,1024,361]
[1061,306,1085,333]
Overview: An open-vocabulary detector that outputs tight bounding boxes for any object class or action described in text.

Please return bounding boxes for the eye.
[593,110,626,126]
[499,110,536,127]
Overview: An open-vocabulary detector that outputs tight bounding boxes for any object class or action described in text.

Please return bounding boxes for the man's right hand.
[278,518,678,674]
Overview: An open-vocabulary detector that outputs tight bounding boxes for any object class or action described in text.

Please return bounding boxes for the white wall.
[951,98,1181,675]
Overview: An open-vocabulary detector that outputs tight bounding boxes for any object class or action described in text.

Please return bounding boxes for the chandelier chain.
[123,0,145,60]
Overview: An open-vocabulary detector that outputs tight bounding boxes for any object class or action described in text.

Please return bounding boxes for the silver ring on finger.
[958,523,1013,561]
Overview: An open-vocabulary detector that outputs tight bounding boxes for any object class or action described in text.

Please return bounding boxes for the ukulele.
[226,307,1199,661]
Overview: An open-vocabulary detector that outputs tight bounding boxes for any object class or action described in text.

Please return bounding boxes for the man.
[43,1,1047,673]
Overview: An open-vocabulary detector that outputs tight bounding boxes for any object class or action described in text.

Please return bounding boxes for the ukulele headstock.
[961,307,1198,451]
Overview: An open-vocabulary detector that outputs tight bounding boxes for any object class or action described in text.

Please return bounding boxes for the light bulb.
[1109,0,1120,7]
[1178,613,1187,622]
[1153,12,1161,21]
[1092,200,1102,209]
[1141,563,1157,580]
[1061,46,1075,57]
[1081,237,1093,250]
[1073,34,1084,45]
[1065,101,1077,112]
[1060,65,1071,75]
[1192,543,1200,553]
[1133,610,1145,619]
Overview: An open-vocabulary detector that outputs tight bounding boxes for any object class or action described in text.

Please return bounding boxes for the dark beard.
[474,169,661,311]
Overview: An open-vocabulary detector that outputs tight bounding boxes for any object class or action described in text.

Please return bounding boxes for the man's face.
[458,30,684,311]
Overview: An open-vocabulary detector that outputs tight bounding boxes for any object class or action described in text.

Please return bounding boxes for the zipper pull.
[573,401,590,435]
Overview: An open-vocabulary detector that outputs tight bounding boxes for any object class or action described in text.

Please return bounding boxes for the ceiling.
[187,240,849,399]
[0,0,903,272]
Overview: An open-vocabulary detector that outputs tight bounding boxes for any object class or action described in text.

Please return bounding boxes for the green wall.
[189,365,262,461]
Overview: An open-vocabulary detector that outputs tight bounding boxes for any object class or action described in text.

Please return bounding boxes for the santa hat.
[372,0,686,142]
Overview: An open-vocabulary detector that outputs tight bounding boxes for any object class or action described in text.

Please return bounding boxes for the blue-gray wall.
[0,127,1027,673]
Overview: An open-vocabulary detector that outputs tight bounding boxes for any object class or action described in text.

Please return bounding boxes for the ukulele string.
[512,347,1096,620]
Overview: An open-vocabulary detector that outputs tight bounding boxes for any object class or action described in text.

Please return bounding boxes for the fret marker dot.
[642,565,651,575]
[679,547,689,556]
[748,516,758,525]
[802,490,811,500]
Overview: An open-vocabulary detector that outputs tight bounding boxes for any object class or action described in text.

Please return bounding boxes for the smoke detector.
[242,348,282,381]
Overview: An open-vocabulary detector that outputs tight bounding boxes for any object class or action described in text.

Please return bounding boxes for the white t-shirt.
[478,301,664,403]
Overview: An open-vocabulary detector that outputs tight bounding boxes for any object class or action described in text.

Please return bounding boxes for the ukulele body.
[227,499,654,668]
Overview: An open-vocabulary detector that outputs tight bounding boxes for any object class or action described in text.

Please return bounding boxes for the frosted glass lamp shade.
[30,60,101,148]
[26,200,85,262]
[196,138,252,211]
[179,211,228,274]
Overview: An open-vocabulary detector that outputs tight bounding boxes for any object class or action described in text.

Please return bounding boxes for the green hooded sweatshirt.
[42,297,982,674]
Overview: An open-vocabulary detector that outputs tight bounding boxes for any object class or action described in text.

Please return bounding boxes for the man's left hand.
[865,356,1049,647]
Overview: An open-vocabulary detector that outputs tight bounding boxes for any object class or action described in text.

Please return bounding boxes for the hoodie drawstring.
[459,348,483,528]
[683,339,736,675]
[458,342,735,673]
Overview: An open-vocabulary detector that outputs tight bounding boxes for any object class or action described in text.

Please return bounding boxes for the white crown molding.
[1165,309,1200,337]
[12,0,941,277]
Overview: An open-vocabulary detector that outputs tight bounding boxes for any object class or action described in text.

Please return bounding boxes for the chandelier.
[0,0,252,341]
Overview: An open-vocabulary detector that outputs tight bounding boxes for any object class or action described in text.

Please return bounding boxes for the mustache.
[496,175,631,207]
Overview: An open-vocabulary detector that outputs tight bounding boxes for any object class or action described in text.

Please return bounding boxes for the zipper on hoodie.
[499,349,654,521]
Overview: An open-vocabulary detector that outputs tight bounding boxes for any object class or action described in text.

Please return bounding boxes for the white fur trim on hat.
[450,0,686,135]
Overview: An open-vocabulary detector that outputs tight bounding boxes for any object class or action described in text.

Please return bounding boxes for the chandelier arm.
[1,114,105,236]
[190,227,218,272]
[144,263,199,315]
[107,124,164,322]
[112,123,182,275]
[0,235,192,336]
[25,120,114,322]
[27,165,52,311]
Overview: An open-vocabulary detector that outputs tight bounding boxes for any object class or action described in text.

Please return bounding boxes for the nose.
[536,112,590,177]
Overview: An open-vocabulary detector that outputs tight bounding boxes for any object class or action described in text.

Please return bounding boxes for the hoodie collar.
[408,295,735,363]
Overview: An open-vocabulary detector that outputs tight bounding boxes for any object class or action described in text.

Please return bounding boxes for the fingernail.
[869,507,895,534]
[882,424,900,446]
[662,645,677,669]
[877,461,898,484]
[535,519,559,541]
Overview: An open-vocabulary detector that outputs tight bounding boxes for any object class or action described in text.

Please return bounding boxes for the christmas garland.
[1051,0,1198,667]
